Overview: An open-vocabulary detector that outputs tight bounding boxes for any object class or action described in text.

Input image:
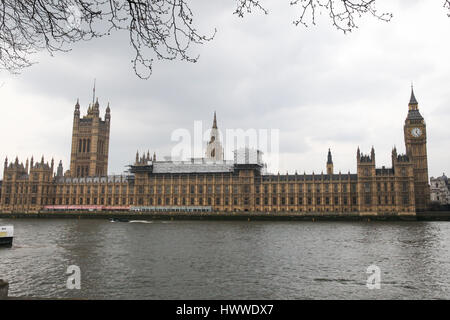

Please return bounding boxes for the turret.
[357,147,375,177]
[92,98,100,117]
[74,98,80,116]
[105,102,111,122]
[213,111,217,129]
[326,148,333,175]
[357,147,375,163]
[57,160,63,177]
[391,146,398,165]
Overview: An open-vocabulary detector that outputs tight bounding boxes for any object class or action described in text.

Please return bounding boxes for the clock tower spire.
[404,85,430,211]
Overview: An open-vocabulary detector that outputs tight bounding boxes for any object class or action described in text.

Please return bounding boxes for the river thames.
[1,218,450,299]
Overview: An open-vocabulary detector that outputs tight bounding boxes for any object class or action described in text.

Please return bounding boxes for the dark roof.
[409,87,418,105]
[327,149,333,164]
[406,109,424,120]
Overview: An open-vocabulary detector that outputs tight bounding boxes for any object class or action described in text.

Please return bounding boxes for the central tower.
[206,111,224,161]
[70,94,111,177]
[403,86,430,211]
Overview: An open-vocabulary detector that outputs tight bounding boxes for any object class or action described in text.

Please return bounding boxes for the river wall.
[2,211,449,221]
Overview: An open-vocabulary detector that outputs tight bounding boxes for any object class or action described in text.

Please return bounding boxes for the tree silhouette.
[0,0,448,79]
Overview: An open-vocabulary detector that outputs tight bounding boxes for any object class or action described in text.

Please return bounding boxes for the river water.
[1,218,450,299]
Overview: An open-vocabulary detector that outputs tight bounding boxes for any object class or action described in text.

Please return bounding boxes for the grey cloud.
[1,0,449,179]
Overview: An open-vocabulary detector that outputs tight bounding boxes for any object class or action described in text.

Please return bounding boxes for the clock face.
[411,127,422,137]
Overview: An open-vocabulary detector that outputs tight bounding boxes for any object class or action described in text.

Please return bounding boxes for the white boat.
[0,226,13,247]
[129,220,153,224]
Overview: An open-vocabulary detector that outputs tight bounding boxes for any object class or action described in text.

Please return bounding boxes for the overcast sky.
[1,0,449,179]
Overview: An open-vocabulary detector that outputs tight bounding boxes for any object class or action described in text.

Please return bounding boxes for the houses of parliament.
[0,88,431,215]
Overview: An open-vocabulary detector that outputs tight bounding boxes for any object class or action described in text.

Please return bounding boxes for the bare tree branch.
[234,0,268,17]
[289,0,392,33]
[0,1,448,78]
[0,0,215,79]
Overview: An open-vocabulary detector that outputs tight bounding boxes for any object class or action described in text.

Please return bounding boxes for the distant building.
[0,87,431,215]
[430,174,450,205]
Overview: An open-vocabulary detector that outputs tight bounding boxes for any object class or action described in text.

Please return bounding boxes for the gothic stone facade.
[0,89,430,214]
[70,98,110,177]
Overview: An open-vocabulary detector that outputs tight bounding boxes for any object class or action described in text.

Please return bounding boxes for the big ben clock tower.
[404,86,430,211]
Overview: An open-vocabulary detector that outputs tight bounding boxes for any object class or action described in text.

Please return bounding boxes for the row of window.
[135,184,361,194]
[133,183,359,193]
[364,195,410,205]
[4,185,39,194]
[363,182,410,192]
[2,183,410,197]
[78,138,91,153]
[2,194,411,207]
[77,138,107,154]
[76,166,90,177]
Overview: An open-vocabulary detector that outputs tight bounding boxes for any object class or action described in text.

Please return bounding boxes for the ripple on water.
[1,219,450,299]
